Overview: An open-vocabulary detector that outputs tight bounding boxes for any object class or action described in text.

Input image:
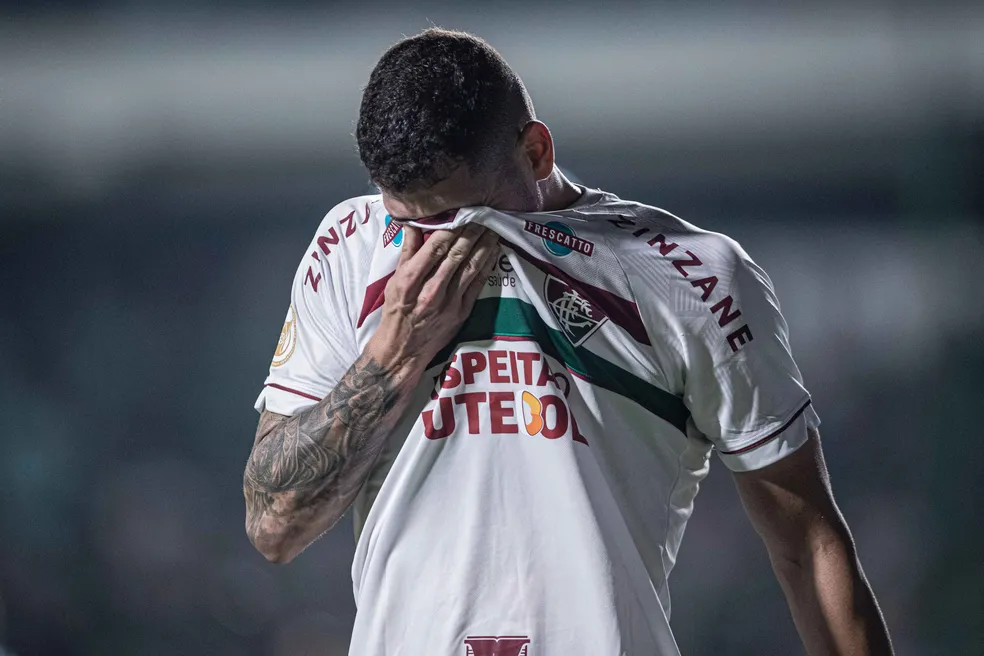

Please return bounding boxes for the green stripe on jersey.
[429,297,690,434]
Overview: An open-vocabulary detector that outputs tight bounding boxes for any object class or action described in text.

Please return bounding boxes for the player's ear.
[519,121,555,182]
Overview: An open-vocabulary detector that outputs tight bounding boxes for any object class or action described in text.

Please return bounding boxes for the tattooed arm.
[244,345,424,563]
[244,223,499,563]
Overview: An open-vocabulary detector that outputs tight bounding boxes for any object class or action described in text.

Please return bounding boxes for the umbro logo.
[545,274,608,346]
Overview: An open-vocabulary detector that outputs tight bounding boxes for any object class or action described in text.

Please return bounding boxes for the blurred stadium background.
[1,1,982,654]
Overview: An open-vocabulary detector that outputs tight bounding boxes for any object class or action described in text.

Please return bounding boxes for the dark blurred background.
[2,1,982,654]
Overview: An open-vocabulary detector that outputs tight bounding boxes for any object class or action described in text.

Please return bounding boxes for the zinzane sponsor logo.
[607,214,753,352]
[523,220,594,257]
[464,635,531,656]
[304,202,373,293]
[423,349,589,445]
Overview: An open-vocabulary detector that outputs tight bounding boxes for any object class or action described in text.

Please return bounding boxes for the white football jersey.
[254,186,819,655]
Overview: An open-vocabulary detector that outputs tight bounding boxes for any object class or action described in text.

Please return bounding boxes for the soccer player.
[244,28,893,655]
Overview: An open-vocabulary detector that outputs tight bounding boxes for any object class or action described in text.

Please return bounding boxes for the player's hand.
[366,222,499,374]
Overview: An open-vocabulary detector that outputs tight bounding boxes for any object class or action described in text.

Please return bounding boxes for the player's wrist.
[363,329,429,384]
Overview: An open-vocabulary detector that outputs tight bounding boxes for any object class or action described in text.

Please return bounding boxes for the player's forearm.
[243,337,424,563]
[771,527,894,656]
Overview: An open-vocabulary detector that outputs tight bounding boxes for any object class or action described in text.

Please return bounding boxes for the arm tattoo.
[243,356,406,555]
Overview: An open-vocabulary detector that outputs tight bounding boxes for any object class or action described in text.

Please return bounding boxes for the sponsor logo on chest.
[523,220,594,257]
[422,348,589,445]
[486,253,517,288]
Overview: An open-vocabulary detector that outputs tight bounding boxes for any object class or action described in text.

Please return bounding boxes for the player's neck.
[539,168,583,212]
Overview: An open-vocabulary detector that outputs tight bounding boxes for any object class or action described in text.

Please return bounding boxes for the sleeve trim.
[264,383,322,402]
[718,399,812,455]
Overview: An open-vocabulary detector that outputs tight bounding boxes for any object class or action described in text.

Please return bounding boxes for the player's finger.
[446,229,500,297]
[426,223,489,291]
[459,244,499,311]
[399,227,464,287]
[397,224,423,266]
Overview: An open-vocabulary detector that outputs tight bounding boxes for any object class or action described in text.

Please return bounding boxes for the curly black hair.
[356,28,533,194]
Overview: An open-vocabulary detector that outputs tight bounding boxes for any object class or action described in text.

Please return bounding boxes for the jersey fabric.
[254,186,820,655]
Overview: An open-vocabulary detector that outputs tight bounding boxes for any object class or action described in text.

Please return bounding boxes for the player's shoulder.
[314,193,386,237]
[306,193,388,263]
[582,194,779,357]
[572,191,749,274]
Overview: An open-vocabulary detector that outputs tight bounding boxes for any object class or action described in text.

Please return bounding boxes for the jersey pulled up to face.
[255,187,819,656]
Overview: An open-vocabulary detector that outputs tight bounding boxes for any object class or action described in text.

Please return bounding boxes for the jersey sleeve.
[680,242,820,472]
[613,217,819,472]
[253,209,364,417]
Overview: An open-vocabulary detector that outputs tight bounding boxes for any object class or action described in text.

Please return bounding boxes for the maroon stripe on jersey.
[719,399,813,455]
[265,383,322,402]
[504,240,652,346]
[357,271,394,328]
[357,231,440,327]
